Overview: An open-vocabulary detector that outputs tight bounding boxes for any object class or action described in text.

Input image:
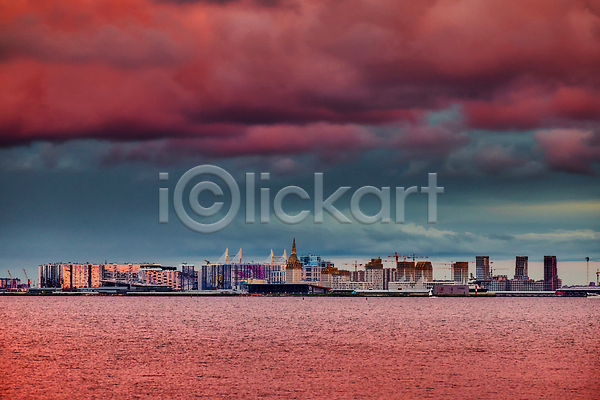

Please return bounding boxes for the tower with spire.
[286,238,303,283]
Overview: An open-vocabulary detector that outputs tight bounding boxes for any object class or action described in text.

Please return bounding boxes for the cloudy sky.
[1,0,599,284]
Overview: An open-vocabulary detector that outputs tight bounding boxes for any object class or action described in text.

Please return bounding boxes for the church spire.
[286,238,301,269]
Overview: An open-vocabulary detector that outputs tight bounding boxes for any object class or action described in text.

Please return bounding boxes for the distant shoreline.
[0,291,581,297]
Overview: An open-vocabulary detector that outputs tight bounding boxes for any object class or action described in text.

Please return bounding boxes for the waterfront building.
[138,265,180,290]
[396,261,416,282]
[515,256,529,280]
[42,263,103,290]
[201,262,283,290]
[389,280,459,292]
[64,263,102,290]
[351,270,366,282]
[39,263,61,288]
[365,258,384,290]
[488,275,509,291]
[433,284,469,295]
[415,261,433,282]
[299,254,333,282]
[40,262,166,290]
[334,281,375,290]
[0,277,22,290]
[388,280,428,291]
[452,262,469,284]
[321,266,351,289]
[102,263,144,284]
[506,278,545,291]
[476,256,490,281]
[383,268,397,290]
[271,270,286,284]
[200,247,287,290]
[544,256,560,291]
[285,239,303,284]
[180,264,196,291]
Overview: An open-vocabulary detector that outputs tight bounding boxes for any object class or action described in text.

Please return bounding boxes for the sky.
[1,0,599,285]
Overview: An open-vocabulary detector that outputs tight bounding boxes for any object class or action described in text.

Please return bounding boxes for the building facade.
[365,258,384,290]
[201,263,283,290]
[285,239,303,284]
[515,256,529,280]
[452,262,469,284]
[382,268,397,290]
[138,265,180,290]
[543,256,560,291]
[415,261,433,282]
[38,263,103,290]
[61,263,102,290]
[102,263,144,284]
[39,263,62,288]
[396,261,416,282]
[180,264,197,291]
[476,256,490,281]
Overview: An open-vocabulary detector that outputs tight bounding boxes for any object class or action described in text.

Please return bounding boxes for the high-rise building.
[39,263,103,290]
[382,268,397,290]
[397,261,416,282]
[452,262,469,284]
[321,266,351,289]
[351,270,365,282]
[39,263,61,288]
[476,256,490,281]
[102,263,144,284]
[543,256,559,291]
[515,256,528,280]
[299,254,328,282]
[138,265,180,290]
[285,239,303,283]
[415,261,433,282]
[180,264,196,291]
[365,258,384,289]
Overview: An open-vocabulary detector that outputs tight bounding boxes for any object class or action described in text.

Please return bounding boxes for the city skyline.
[3,243,599,287]
[18,248,600,288]
[27,241,595,293]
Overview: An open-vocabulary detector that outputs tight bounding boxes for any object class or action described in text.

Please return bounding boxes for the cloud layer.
[1,0,600,173]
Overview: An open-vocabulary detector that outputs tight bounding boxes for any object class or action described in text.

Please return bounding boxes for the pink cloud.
[535,129,600,174]
[101,122,381,164]
[1,0,599,166]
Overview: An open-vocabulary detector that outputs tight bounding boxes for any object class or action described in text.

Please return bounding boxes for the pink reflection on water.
[1,297,599,398]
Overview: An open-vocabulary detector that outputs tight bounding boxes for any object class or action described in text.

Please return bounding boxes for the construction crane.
[586,257,590,286]
[396,254,428,263]
[7,270,13,289]
[342,261,364,272]
[23,269,30,288]
[490,262,509,277]
[597,269,599,286]
[388,252,401,264]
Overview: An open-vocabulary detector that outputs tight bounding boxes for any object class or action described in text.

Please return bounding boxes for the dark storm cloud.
[0,0,599,176]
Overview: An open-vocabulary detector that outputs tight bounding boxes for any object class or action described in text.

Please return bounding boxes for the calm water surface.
[1,296,599,399]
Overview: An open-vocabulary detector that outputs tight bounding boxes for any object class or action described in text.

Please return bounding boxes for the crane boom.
[397,254,428,262]
[23,268,30,287]
[7,270,13,290]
